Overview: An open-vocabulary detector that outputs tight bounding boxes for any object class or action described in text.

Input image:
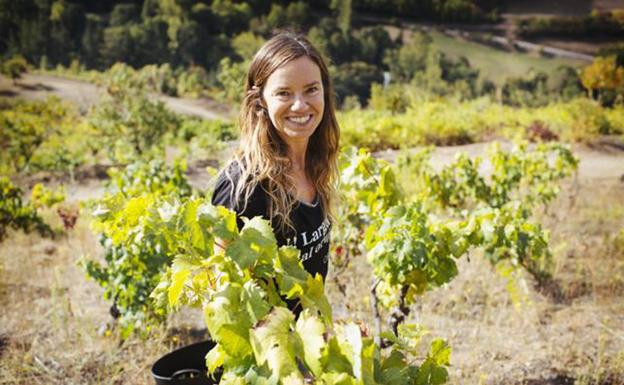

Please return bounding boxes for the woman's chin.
[280,125,318,141]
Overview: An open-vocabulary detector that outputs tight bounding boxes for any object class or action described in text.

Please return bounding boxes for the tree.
[368,82,409,114]
[552,65,584,101]
[333,61,383,105]
[384,31,432,82]
[38,0,85,65]
[331,0,352,36]
[501,71,550,107]
[81,13,105,69]
[265,3,287,31]
[11,4,51,66]
[109,3,140,26]
[216,57,248,104]
[210,0,252,34]
[580,55,624,105]
[286,1,311,29]
[439,54,480,97]
[100,25,135,67]
[231,31,265,60]
[354,26,395,68]
[133,18,171,66]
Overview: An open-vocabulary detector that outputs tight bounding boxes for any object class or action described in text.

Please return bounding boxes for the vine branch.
[388,284,410,336]
[370,277,382,346]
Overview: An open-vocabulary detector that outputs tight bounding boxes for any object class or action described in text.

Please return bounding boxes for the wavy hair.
[228,31,340,234]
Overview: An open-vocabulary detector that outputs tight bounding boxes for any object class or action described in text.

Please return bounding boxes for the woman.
[211,32,340,284]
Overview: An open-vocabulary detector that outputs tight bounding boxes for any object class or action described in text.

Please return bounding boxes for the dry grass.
[0,208,207,385]
[1,152,623,384]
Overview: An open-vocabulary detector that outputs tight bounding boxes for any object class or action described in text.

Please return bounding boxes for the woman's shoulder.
[218,159,240,182]
[211,160,242,206]
[211,159,267,213]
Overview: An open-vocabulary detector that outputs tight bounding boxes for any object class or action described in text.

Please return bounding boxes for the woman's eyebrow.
[273,81,320,91]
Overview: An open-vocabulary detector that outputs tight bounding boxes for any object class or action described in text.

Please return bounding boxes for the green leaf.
[339,323,363,379]
[198,203,238,242]
[274,247,332,322]
[226,217,278,269]
[181,199,213,254]
[379,349,408,385]
[242,216,277,244]
[415,339,450,385]
[204,284,249,339]
[206,343,225,375]
[219,324,253,359]
[242,281,271,325]
[219,372,247,385]
[429,338,451,366]
[320,337,353,376]
[299,274,333,323]
[319,372,357,385]
[250,307,301,380]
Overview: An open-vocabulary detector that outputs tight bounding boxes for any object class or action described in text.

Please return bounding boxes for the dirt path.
[0,73,229,119]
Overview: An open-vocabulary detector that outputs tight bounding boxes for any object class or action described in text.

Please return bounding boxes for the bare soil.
[0,74,231,120]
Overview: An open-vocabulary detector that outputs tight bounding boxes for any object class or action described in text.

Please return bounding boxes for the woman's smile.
[285,113,316,130]
[286,114,313,125]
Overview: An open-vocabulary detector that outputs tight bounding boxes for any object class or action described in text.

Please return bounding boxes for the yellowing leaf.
[250,307,300,380]
[168,268,190,307]
[295,310,326,376]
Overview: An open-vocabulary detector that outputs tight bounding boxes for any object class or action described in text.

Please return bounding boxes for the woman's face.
[262,56,325,148]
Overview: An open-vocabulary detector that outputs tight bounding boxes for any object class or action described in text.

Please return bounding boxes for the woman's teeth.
[287,115,311,124]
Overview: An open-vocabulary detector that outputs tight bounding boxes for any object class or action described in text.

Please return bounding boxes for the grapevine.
[145,196,452,384]
[335,142,577,335]
[81,159,194,337]
[395,141,578,211]
[0,177,53,242]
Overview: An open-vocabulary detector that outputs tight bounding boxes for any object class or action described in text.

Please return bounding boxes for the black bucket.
[151,340,220,385]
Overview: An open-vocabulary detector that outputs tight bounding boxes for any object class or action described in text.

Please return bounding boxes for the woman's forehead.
[264,56,322,89]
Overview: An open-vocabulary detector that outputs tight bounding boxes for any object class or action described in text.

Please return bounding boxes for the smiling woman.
[262,57,325,147]
[211,32,340,312]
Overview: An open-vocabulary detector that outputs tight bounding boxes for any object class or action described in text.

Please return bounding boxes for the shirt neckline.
[298,194,319,208]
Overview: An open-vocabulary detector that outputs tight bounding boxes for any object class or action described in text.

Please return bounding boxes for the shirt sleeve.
[211,166,238,211]
[211,161,268,229]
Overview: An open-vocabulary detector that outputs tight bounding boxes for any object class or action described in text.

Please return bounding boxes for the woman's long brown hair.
[227,31,340,234]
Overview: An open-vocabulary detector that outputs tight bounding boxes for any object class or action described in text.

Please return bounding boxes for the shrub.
[0,177,52,242]
[88,68,180,163]
[1,55,29,84]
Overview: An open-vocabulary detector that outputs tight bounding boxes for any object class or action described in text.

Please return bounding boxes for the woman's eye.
[276,91,290,97]
[307,87,319,93]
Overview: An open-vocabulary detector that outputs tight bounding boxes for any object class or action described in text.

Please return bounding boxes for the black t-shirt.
[211,161,331,281]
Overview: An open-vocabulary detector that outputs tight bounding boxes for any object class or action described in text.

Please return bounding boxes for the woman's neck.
[287,140,308,173]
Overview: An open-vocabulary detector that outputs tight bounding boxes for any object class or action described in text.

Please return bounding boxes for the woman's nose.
[291,96,307,111]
